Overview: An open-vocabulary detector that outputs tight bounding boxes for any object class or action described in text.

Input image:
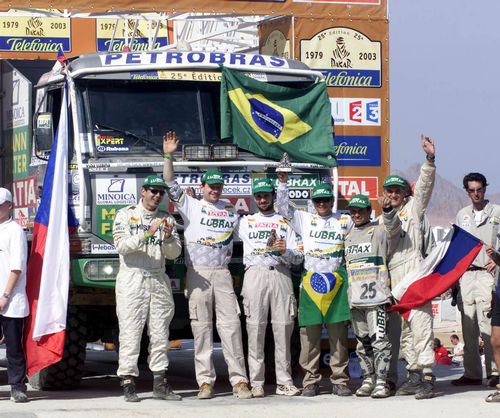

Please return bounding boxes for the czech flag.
[389,225,482,320]
[24,83,78,376]
[57,45,68,65]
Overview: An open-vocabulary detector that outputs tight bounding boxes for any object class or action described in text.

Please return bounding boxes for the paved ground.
[0,338,499,418]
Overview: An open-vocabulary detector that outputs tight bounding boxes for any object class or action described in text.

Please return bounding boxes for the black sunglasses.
[148,188,165,196]
[312,197,332,204]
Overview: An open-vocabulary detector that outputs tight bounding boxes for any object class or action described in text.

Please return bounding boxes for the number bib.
[348,267,388,306]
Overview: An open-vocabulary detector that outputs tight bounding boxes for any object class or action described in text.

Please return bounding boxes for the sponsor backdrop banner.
[260,13,389,212]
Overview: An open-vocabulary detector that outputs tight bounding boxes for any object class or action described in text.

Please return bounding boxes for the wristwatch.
[2,292,10,299]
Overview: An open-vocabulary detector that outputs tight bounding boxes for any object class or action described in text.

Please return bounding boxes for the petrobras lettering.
[330,98,381,126]
[334,136,381,167]
[175,173,251,196]
[91,243,117,254]
[100,52,288,69]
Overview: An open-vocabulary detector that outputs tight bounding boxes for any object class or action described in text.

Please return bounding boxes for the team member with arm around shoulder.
[382,134,437,399]
[113,176,182,402]
[235,178,303,398]
[0,188,29,403]
[162,131,251,400]
[485,245,500,402]
[344,194,401,399]
[453,173,500,388]
[276,171,353,397]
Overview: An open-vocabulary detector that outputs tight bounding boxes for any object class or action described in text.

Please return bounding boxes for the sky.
[389,0,500,192]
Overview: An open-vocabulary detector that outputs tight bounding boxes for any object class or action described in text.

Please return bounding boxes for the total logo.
[330,98,380,126]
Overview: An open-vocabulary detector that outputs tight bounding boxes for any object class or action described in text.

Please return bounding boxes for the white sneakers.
[276,384,301,396]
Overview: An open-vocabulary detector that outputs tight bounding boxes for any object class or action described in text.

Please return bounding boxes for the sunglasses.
[148,188,165,196]
[312,197,332,204]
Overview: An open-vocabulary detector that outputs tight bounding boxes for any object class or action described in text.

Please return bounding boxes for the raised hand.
[421,134,435,158]
[277,172,289,184]
[163,130,179,156]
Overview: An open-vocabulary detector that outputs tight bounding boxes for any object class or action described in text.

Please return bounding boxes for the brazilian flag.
[220,66,336,167]
[299,268,350,326]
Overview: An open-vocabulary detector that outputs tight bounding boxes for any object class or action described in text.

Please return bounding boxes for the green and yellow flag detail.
[220,66,337,167]
[299,267,350,326]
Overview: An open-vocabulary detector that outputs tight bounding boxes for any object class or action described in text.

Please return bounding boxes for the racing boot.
[121,375,139,402]
[415,373,435,400]
[395,370,421,396]
[153,373,182,401]
[355,375,375,397]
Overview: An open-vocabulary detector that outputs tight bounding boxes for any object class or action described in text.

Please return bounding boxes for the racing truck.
[3,50,336,389]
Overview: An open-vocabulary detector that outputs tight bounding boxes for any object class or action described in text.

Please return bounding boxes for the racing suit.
[113,200,182,377]
[167,182,248,387]
[345,208,401,382]
[456,201,500,380]
[277,182,353,387]
[236,212,302,387]
[382,159,436,382]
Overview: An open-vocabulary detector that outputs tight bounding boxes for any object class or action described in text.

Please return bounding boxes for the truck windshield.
[79,78,220,154]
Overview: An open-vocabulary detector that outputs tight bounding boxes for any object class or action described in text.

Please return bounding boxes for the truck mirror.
[34,112,54,153]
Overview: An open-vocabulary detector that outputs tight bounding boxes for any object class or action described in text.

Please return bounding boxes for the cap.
[202,169,224,184]
[311,184,333,199]
[383,175,406,188]
[0,188,12,205]
[252,178,274,194]
[142,175,167,188]
[347,194,371,208]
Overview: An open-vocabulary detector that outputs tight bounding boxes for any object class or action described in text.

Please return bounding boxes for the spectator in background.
[434,338,451,365]
[0,188,29,403]
[453,173,500,388]
[450,334,464,365]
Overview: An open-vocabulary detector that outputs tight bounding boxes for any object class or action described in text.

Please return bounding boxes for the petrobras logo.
[330,98,380,126]
[100,51,289,69]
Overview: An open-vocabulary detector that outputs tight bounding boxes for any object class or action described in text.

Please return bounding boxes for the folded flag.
[24,83,78,376]
[389,225,482,320]
[299,267,350,326]
[220,66,336,167]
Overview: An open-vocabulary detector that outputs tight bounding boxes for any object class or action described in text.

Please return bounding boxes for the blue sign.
[334,136,381,166]
[97,37,169,52]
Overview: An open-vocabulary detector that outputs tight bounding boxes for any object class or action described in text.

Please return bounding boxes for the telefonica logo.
[5,38,63,52]
[334,142,367,156]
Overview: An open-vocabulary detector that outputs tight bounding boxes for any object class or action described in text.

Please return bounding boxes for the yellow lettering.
[102,208,116,220]
[102,223,112,235]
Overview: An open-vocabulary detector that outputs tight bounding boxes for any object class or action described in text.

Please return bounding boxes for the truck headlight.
[183,145,211,160]
[212,144,238,160]
[83,259,120,281]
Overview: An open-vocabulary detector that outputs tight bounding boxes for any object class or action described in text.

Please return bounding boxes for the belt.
[467,265,487,271]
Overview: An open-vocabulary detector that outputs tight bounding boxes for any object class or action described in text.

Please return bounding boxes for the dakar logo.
[331,37,351,69]
[26,17,44,36]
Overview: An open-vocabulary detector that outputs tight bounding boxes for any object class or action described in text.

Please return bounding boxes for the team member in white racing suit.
[113,175,182,402]
[345,194,401,399]
[382,134,436,399]
[452,173,500,388]
[276,171,353,397]
[235,178,302,397]
[163,132,251,400]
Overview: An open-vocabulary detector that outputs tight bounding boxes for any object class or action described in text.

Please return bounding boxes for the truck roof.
[36,50,323,87]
